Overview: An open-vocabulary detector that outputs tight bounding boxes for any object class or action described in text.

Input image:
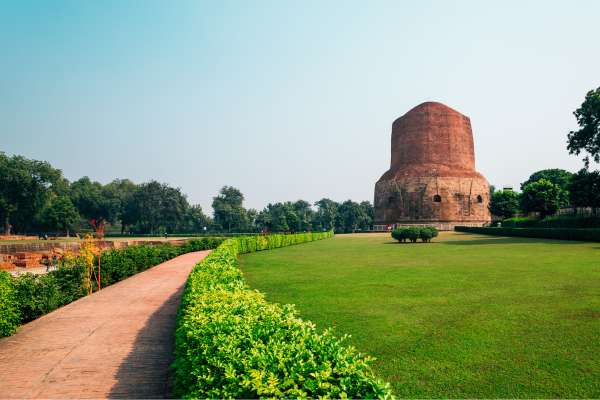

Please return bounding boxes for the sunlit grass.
[239,232,600,398]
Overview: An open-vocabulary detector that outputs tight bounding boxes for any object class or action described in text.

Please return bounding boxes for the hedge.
[172,231,392,399]
[0,271,20,337]
[503,215,600,229]
[455,226,600,242]
[391,227,439,243]
[0,237,225,337]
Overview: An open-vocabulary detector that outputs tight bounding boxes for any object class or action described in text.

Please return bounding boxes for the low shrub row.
[502,215,600,229]
[391,226,439,243]
[172,231,392,399]
[0,237,224,337]
[455,226,600,242]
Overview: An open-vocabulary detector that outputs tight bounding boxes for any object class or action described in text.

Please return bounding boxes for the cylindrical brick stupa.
[373,101,491,230]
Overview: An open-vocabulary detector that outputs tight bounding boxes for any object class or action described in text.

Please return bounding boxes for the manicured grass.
[239,232,600,398]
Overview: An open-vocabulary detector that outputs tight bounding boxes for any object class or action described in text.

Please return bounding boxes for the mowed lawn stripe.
[239,232,600,398]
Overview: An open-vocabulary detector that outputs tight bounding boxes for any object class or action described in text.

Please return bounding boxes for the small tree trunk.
[4,215,10,235]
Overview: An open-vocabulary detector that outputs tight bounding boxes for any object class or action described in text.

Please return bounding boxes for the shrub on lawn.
[391,227,439,243]
[172,231,392,399]
[0,271,20,337]
[0,237,225,337]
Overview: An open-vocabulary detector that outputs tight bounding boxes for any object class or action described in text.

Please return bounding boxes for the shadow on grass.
[383,241,439,245]
[108,287,184,399]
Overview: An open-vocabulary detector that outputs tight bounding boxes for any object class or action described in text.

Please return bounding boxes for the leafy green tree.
[70,177,120,228]
[212,186,247,232]
[179,204,212,233]
[488,190,521,219]
[0,152,63,234]
[567,87,600,166]
[124,181,189,233]
[520,179,562,217]
[313,198,338,231]
[520,169,572,207]
[40,196,80,236]
[568,168,600,210]
[103,179,137,233]
[293,200,314,231]
[359,201,374,230]
[336,200,369,233]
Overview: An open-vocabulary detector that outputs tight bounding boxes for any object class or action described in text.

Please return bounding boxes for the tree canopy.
[567,87,600,166]
[520,179,562,217]
[488,190,520,219]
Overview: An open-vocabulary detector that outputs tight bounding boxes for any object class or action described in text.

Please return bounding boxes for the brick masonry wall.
[375,102,491,226]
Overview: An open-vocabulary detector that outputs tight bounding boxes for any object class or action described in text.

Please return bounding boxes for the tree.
[568,168,600,210]
[103,179,137,233]
[124,181,189,233]
[336,200,369,233]
[40,196,80,236]
[212,186,247,232]
[520,169,572,207]
[70,177,120,231]
[359,201,374,230]
[488,190,521,219]
[179,204,212,233]
[293,200,314,231]
[313,198,338,231]
[567,87,600,166]
[0,152,64,234]
[520,179,562,217]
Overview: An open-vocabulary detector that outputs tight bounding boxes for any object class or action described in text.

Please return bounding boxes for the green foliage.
[336,200,372,233]
[314,198,339,231]
[39,196,80,235]
[488,190,521,219]
[70,176,122,225]
[0,271,20,336]
[521,169,572,207]
[123,180,190,234]
[391,227,438,243]
[241,233,600,397]
[212,186,250,232]
[0,152,65,234]
[501,217,539,228]
[503,215,600,229]
[0,238,224,337]
[520,179,562,217]
[568,168,600,208]
[567,87,600,166]
[455,226,600,242]
[172,231,391,399]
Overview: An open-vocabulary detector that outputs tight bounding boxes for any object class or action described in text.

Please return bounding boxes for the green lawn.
[239,232,600,398]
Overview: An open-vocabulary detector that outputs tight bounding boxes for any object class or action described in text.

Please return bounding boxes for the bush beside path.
[0,250,209,399]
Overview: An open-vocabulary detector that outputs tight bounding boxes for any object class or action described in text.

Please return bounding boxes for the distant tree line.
[211,186,373,233]
[0,153,373,236]
[489,86,600,219]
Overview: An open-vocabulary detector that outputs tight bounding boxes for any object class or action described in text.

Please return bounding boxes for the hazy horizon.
[2,0,599,213]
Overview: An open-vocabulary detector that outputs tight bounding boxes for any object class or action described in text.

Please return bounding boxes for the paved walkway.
[0,250,209,399]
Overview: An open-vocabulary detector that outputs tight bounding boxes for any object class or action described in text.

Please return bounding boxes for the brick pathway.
[0,250,209,399]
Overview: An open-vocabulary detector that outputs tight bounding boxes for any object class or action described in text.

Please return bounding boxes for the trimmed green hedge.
[503,215,600,229]
[0,237,225,337]
[455,226,600,242]
[173,231,392,399]
[0,271,20,337]
[391,227,439,243]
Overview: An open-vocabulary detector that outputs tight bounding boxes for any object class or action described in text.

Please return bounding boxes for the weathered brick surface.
[0,250,209,399]
[374,102,491,228]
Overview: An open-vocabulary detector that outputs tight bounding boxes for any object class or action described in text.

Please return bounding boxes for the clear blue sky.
[2,0,599,212]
